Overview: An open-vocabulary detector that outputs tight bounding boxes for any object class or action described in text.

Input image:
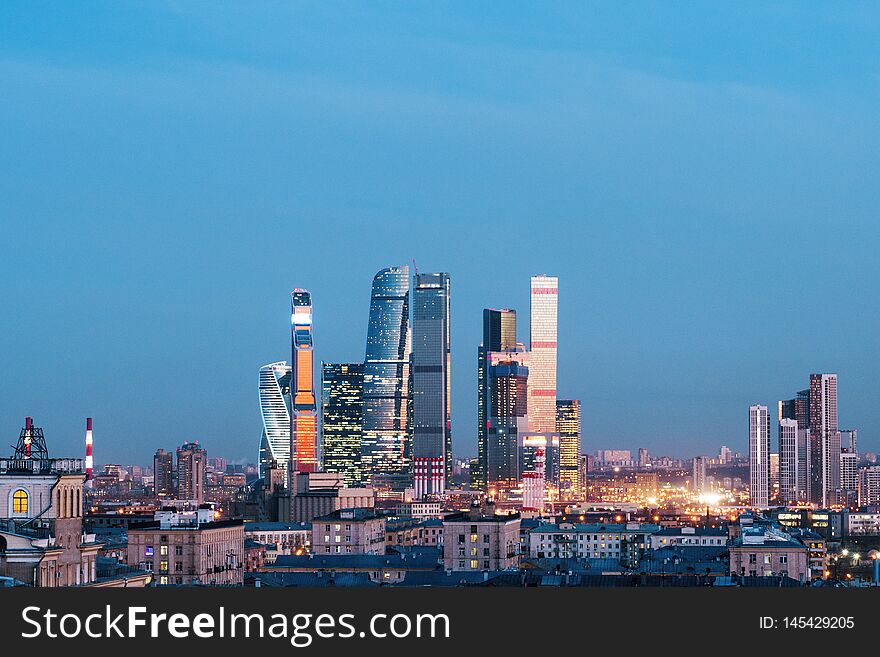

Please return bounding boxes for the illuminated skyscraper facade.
[808,373,839,507]
[476,308,517,492]
[528,275,558,433]
[361,266,412,485]
[556,399,581,499]
[749,404,770,509]
[486,356,529,495]
[411,272,452,498]
[258,361,292,480]
[321,362,364,486]
[290,289,318,475]
[778,418,800,504]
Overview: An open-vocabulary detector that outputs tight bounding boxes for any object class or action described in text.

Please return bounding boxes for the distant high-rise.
[411,272,452,498]
[840,429,858,455]
[321,362,364,486]
[486,356,529,494]
[176,442,206,503]
[259,361,292,480]
[528,275,558,433]
[476,308,517,491]
[692,456,708,494]
[556,400,581,499]
[153,449,174,498]
[858,467,880,506]
[778,418,800,504]
[808,373,839,506]
[840,452,858,495]
[749,405,770,509]
[361,266,412,485]
[290,289,318,475]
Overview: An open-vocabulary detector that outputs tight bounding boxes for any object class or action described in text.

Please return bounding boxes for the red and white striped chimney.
[85,417,94,482]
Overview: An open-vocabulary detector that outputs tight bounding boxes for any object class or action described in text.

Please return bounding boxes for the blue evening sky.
[1,2,878,465]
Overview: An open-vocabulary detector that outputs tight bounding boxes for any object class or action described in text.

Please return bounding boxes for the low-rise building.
[127,508,244,586]
[311,508,386,555]
[528,522,659,567]
[442,505,520,571]
[728,526,809,583]
[648,526,728,550]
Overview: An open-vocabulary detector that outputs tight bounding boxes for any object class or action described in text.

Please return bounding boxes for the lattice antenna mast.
[12,416,49,460]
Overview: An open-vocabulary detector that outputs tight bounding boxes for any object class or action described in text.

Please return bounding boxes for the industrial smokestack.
[24,416,33,457]
[85,417,94,484]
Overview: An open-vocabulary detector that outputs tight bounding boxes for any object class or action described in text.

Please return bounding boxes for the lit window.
[12,489,28,514]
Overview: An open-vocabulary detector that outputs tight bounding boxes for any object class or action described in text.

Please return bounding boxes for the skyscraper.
[176,441,206,503]
[361,266,412,485]
[476,308,517,492]
[258,361,292,480]
[411,272,452,498]
[808,373,839,506]
[556,399,581,499]
[486,356,529,495]
[692,456,708,494]
[290,289,318,475]
[749,405,770,509]
[153,448,174,498]
[778,418,800,504]
[528,275,558,433]
[321,362,364,486]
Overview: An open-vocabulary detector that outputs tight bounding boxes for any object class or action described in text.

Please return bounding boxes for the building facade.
[749,405,770,509]
[809,373,840,507]
[153,448,174,498]
[290,289,318,474]
[321,362,364,486]
[486,357,529,495]
[527,275,558,433]
[176,442,206,504]
[442,507,521,571]
[258,361,292,481]
[311,508,386,555]
[361,266,412,486]
[556,400,581,499]
[411,272,452,498]
[475,308,517,492]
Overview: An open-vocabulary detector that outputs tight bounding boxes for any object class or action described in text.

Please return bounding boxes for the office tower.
[153,449,174,498]
[719,445,732,464]
[778,418,800,504]
[258,361,292,480]
[321,362,364,486]
[692,456,708,494]
[411,272,452,498]
[528,275,558,433]
[486,357,529,494]
[749,405,770,509]
[556,400,581,499]
[808,373,839,506]
[840,452,858,494]
[840,429,858,455]
[638,448,650,468]
[361,266,412,485]
[176,442,206,503]
[858,467,880,506]
[476,308,517,491]
[290,289,318,475]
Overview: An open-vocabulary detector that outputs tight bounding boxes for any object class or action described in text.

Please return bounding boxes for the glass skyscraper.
[809,373,840,506]
[486,357,529,495]
[528,275,558,433]
[361,265,412,485]
[290,289,318,475]
[556,399,581,499]
[476,308,517,492]
[321,362,364,486]
[258,361,292,480]
[411,272,452,498]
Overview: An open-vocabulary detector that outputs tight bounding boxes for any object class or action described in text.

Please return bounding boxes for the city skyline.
[3,4,879,464]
